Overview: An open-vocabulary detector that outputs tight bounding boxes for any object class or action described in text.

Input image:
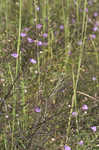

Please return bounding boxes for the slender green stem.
[16,0,22,76]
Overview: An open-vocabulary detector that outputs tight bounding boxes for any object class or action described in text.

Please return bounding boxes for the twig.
[77,90,99,101]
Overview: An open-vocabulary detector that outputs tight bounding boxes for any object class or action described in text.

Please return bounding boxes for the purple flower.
[64,145,71,150]
[20,33,27,37]
[36,7,40,11]
[85,8,88,12]
[43,33,48,38]
[94,12,98,17]
[72,18,75,24]
[90,34,96,39]
[91,126,96,132]
[92,76,96,81]
[82,104,88,110]
[30,58,37,64]
[80,9,82,12]
[88,0,93,5]
[43,42,48,46]
[27,37,34,43]
[37,41,43,46]
[95,21,99,26]
[36,24,42,29]
[11,53,18,58]
[34,107,41,112]
[68,51,72,56]
[72,112,78,117]
[60,25,64,30]
[78,140,84,145]
[24,27,29,31]
[77,40,82,45]
[93,26,98,32]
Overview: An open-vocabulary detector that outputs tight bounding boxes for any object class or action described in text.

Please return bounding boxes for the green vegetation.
[0,0,99,149]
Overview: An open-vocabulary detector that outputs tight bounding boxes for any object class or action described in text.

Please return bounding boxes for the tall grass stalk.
[76,0,87,87]
[47,1,54,60]
[3,131,7,150]
[41,0,49,117]
[5,0,8,32]
[66,0,88,142]
[34,0,38,22]
[42,0,47,31]
[42,0,50,117]
[20,78,27,129]
[8,64,16,150]
[28,0,33,24]
[90,39,99,65]
[44,1,56,116]
[62,0,70,56]
[76,0,80,24]
[11,94,17,150]
[34,0,40,92]
[76,0,82,35]
[16,0,22,76]
[66,66,79,142]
